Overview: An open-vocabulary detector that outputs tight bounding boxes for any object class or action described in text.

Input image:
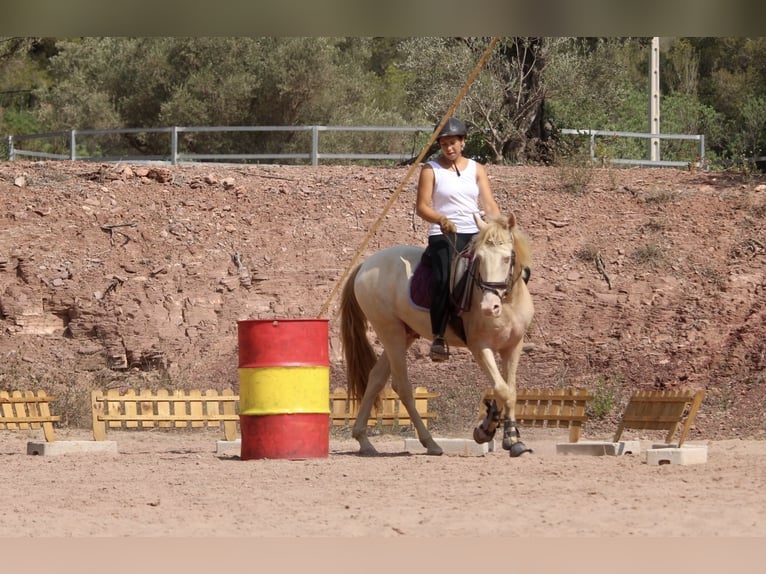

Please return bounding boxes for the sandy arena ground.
[1,426,764,538]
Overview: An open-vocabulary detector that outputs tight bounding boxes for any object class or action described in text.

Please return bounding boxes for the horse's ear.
[474,212,487,230]
[507,213,516,228]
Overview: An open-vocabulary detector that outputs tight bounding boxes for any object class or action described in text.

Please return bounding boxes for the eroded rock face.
[0,161,764,437]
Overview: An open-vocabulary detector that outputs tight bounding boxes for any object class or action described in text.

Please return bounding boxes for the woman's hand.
[438,216,457,235]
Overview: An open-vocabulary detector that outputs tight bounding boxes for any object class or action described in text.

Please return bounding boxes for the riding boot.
[429,335,449,362]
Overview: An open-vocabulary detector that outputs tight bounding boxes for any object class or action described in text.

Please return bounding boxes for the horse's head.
[472,212,527,317]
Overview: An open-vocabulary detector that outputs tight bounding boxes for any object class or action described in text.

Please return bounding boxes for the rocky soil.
[1,160,764,440]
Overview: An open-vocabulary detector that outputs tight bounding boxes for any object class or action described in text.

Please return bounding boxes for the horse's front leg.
[498,344,532,457]
[471,346,511,443]
[472,346,531,457]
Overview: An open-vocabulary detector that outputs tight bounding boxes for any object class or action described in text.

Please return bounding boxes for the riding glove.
[438,216,457,235]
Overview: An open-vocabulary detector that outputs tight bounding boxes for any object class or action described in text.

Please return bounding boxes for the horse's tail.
[340,264,378,406]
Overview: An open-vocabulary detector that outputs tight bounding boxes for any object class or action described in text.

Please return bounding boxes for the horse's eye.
[503,256,511,265]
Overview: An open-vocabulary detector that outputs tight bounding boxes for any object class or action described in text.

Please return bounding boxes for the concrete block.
[216,439,241,455]
[404,437,489,456]
[645,443,708,466]
[26,440,118,456]
[556,440,641,456]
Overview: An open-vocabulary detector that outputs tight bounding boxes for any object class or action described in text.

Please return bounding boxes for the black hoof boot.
[501,418,532,456]
[509,441,533,457]
[474,398,500,444]
[473,424,496,444]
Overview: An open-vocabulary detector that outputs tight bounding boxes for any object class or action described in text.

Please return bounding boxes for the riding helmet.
[435,117,467,140]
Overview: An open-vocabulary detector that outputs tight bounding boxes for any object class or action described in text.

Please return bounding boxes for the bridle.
[470,241,516,302]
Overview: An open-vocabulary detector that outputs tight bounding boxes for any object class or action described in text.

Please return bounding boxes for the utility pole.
[649,36,661,162]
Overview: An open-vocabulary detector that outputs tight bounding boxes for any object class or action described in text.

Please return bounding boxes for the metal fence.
[5,125,432,166]
[560,128,706,168]
[5,124,706,168]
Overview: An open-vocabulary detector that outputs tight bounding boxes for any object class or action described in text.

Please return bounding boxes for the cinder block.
[216,439,241,455]
[26,440,118,456]
[404,437,489,456]
[556,440,641,456]
[645,443,708,466]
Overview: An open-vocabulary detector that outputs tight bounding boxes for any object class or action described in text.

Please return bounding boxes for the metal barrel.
[237,319,330,460]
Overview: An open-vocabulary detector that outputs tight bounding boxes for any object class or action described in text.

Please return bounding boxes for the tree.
[0,37,55,138]
[398,37,555,164]
[31,37,416,158]
[690,38,766,166]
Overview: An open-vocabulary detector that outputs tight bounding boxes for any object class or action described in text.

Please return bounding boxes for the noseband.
[472,245,516,301]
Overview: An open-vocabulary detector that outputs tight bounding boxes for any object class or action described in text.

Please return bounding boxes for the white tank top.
[427,158,481,236]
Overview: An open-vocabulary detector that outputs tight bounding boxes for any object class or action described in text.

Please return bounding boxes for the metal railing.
[6,124,707,168]
[6,125,432,166]
[560,128,705,168]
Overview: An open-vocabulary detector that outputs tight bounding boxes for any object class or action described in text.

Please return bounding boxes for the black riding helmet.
[435,117,467,140]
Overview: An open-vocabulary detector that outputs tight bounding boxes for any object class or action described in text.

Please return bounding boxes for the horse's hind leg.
[390,334,443,456]
[351,354,390,456]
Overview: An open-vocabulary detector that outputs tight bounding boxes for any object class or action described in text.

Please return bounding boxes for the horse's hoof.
[473,425,495,444]
[426,447,444,456]
[508,442,533,457]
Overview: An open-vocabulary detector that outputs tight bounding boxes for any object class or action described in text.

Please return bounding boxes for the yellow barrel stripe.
[238,366,329,415]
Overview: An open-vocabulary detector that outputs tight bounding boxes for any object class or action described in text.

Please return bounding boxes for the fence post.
[69,130,77,161]
[171,127,178,165]
[7,136,13,160]
[311,126,319,166]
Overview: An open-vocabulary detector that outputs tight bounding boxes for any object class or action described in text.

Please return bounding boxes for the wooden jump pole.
[317,36,500,319]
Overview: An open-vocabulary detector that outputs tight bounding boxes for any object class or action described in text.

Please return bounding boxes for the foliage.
[554,150,594,195]
[21,38,417,157]
[2,36,766,169]
[397,37,554,164]
[587,375,617,419]
[546,38,646,132]
[632,243,666,268]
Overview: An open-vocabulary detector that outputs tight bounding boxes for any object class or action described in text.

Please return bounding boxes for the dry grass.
[632,242,666,268]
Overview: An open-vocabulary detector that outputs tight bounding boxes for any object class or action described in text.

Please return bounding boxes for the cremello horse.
[340,212,534,457]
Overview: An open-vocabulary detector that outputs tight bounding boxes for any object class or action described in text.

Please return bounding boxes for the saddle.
[409,247,476,343]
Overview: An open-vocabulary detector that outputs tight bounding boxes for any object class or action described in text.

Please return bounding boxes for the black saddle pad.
[409,255,432,309]
[409,250,474,311]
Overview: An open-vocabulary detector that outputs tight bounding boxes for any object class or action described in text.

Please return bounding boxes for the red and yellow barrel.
[237,318,329,460]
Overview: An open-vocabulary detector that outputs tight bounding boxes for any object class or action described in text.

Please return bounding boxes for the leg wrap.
[484,399,501,431]
[502,417,533,457]
[473,399,501,444]
[501,417,520,450]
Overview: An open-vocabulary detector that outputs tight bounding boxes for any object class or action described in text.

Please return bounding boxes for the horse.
[339,212,535,457]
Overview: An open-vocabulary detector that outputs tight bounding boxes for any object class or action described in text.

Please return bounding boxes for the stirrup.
[429,337,449,362]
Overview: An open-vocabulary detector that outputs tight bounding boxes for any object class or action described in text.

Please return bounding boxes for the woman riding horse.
[415,117,501,362]
[340,212,535,457]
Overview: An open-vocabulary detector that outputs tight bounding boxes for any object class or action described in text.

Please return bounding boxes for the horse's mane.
[511,226,531,274]
[474,214,532,279]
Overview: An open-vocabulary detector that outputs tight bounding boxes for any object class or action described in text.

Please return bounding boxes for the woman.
[415,117,501,362]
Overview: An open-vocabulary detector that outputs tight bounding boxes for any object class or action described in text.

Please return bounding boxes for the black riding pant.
[426,232,475,337]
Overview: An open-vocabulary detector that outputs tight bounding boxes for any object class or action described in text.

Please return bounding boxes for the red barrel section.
[238,318,329,368]
[240,413,329,460]
[237,319,330,460]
